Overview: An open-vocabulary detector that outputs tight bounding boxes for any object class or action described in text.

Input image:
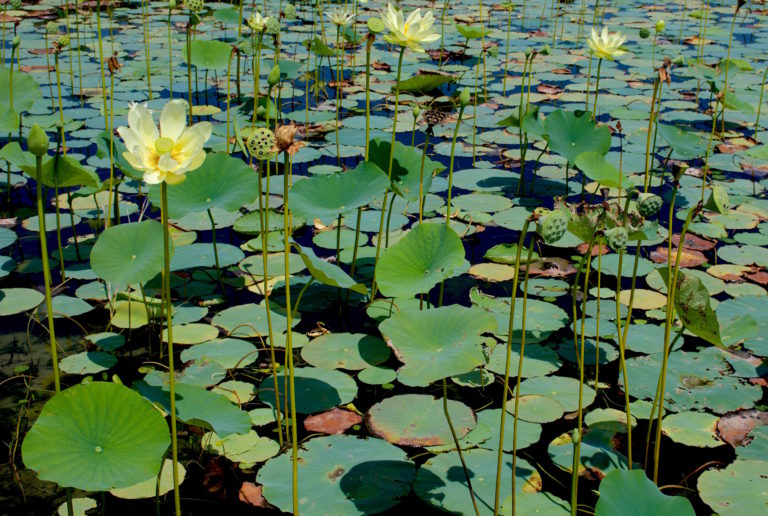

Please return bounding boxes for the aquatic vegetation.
[1,1,767,515]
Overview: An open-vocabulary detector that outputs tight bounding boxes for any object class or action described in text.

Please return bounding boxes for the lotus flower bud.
[284,4,297,21]
[267,64,280,87]
[459,87,471,108]
[655,19,666,33]
[27,124,50,157]
[11,36,20,49]
[639,28,650,39]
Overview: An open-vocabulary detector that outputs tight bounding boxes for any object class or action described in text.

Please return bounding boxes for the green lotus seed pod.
[537,209,569,244]
[636,192,662,218]
[246,127,277,161]
[11,36,20,49]
[367,17,386,34]
[604,226,628,251]
[704,184,730,214]
[46,22,58,35]
[284,4,297,21]
[655,19,666,33]
[184,0,204,13]
[639,28,650,39]
[459,87,471,108]
[169,0,177,8]
[58,35,70,48]
[27,124,50,157]
[267,64,280,87]
[265,16,280,35]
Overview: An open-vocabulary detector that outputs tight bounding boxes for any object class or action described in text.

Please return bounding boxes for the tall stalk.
[160,183,182,516]
[30,134,61,394]
[370,46,405,298]
[571,234,596,516]
[282,152,299,516]
[493,218,531,516]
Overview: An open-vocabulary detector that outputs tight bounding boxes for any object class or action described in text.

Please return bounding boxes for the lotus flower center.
[131,254,136,260]
[94,446,103,453]
[155,136,175,154]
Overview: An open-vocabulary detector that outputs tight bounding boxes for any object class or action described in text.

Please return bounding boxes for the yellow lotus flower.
[325,7,354,27]
[587,27,628,61]
[117,100,211,185]
[247,11,269,32]
[381,2,439,53]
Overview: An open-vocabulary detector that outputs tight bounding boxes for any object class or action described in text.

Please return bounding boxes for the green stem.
[591,58,603,119]
[571,234,597,516]
[257,160,283,446]
[445,105,467,224]
[36,155,61,394]
[418,131,430,222]
[494,218,531,515]
[371,46,405,298]
[443,377,480,516]
[283,153,299,516]
[207,208,225,294]
[754,66,768,139]
[160,183,181,516]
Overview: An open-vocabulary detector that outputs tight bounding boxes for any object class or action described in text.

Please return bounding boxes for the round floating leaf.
[508,395,565,424]
[180,338,258,370]
[0,288,44,316]
[59,351,117,375]
[378,305,497,386]
[288,161,389,221]
[162,323,219,345]
[358,366,397,385]
[596,469,695,516]
[367,394,476,447]
[147,153,260,218]
[258,367,357,414]
[517,376,596,413]
[415,448,540,513]
[301,333,390,370]
[90,221,167,285]
[202,430,279,466]
[376,223,468,298]
[110,459,186,500]
[662,411,724,448]
[86,332,125,352]
[258,435,415,514]
[22,382,170,491]
[698,459,768,515]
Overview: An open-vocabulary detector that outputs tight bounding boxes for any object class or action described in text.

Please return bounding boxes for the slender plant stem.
[256,160,283,445]
[571,234,597,516]
[161,183,182,516]
[494,218,531,515]
[371,46,405,298]
[442,378,480,516]
[591,57,603,119]
[282,153,299,516]
[754,65,768,139]
[445,105,467,224]
[35,155,61,394]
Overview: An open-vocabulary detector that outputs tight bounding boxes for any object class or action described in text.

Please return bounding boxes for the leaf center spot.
[94,446,103,453]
